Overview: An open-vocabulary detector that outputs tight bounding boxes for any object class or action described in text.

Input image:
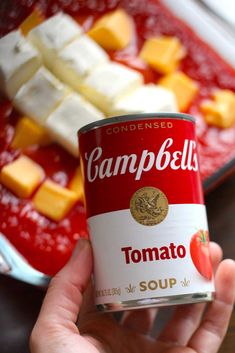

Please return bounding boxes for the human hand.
[30,239,235,353]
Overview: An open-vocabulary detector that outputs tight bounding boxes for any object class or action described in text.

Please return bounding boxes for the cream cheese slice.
[79,62,143,115]
[53,35,109,91]
[46,93,104,156]
[14,66,68,123]
[0,30,42,99]
[109,84,178,116]
[28,12,83,69]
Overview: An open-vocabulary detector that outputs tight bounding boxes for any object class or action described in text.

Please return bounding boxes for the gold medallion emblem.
[130,187,168,226]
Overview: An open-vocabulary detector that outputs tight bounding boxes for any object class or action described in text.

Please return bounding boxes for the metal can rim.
[78,112,195,135]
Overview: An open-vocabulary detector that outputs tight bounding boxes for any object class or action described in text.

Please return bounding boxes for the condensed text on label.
[106,121,173,135]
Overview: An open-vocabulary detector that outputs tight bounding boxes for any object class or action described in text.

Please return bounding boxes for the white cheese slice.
[109,84,178,116]
[53,35,109,91]
[28,12,83,69]
[14,67,68,123]
[45,93,104,156]
[79,62,143,114]
[0,30,41,99]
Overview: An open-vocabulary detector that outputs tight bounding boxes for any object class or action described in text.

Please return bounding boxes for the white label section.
[88,204,215,305]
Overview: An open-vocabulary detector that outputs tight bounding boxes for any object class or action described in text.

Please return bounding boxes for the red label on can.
[79,117,204,218]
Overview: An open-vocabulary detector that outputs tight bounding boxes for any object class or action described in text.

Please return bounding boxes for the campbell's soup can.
[78,113,215,312]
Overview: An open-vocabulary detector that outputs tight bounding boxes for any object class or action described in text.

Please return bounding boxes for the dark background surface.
[0,173,235,353]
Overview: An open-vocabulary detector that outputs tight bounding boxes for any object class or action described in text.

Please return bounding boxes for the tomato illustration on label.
[190,230,212,280]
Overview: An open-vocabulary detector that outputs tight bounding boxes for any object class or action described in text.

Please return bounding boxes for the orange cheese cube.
[140,36,186,74]
[200,103,222,126]
[201,89,235,128]
[11,117,51,149]
[68,167,84,201]
[33,180,77,221]
[88,9,132,50]
[20,8,45,37]
[159,72,198,111]
[0,155,44,198]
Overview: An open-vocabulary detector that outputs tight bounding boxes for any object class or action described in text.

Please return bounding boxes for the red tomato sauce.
[1,0,235,275]
[0,100,88,275]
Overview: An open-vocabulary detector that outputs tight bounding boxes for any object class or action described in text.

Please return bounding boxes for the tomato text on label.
[121,242,186,264]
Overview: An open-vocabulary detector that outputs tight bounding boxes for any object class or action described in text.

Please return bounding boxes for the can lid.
[78,112,195,135]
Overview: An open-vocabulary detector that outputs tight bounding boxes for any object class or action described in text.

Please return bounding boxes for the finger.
[121,308,158,335]
[158,303,206,346]
[36,239,92,329]
[209,242,223,272]
[79,281,96,319]
[189,259,235,353]
[157,242,223,346]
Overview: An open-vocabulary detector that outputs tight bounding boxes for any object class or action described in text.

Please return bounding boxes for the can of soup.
[78,113,215,312]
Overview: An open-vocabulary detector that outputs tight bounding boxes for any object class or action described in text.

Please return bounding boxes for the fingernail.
[71,238,90,259]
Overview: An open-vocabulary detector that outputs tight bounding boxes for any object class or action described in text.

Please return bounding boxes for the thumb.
[36,239,93,328]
